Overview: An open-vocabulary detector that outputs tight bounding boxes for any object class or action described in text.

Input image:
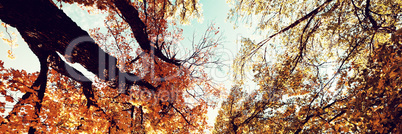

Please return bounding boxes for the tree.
[0,0,222,133]
[215,0,402,133]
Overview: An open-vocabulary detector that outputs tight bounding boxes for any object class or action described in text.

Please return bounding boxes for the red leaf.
[5,95,13,103]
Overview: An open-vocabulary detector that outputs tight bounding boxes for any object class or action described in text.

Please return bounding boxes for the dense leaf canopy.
[1,0,402,133]
[0,0,221,133]
[215,0,402,133]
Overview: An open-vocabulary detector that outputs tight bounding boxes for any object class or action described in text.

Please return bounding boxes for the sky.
[0,0,263,129]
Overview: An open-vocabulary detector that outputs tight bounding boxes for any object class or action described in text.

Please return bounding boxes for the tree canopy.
[1,0,402,133]
[0,0,221,133]
[214,0,402,133]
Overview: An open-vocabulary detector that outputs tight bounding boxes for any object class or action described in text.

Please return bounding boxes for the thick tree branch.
[0,0,156,91]
[47,53,96,108]
[112,0,181,66]
[365,0,378,29]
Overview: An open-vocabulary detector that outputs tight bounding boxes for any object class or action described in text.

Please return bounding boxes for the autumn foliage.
[0,0,221,133]
[214,0,402,133]
[1,0,402,133]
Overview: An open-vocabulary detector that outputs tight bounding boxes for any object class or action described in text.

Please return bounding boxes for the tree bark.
[0,0,156,91]
[112,0,181,66]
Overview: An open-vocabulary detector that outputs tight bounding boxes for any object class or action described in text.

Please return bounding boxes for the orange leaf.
[5,95,14,103]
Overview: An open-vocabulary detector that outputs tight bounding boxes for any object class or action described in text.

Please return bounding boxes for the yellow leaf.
[7,54,15,60]
[390,71,397,78]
